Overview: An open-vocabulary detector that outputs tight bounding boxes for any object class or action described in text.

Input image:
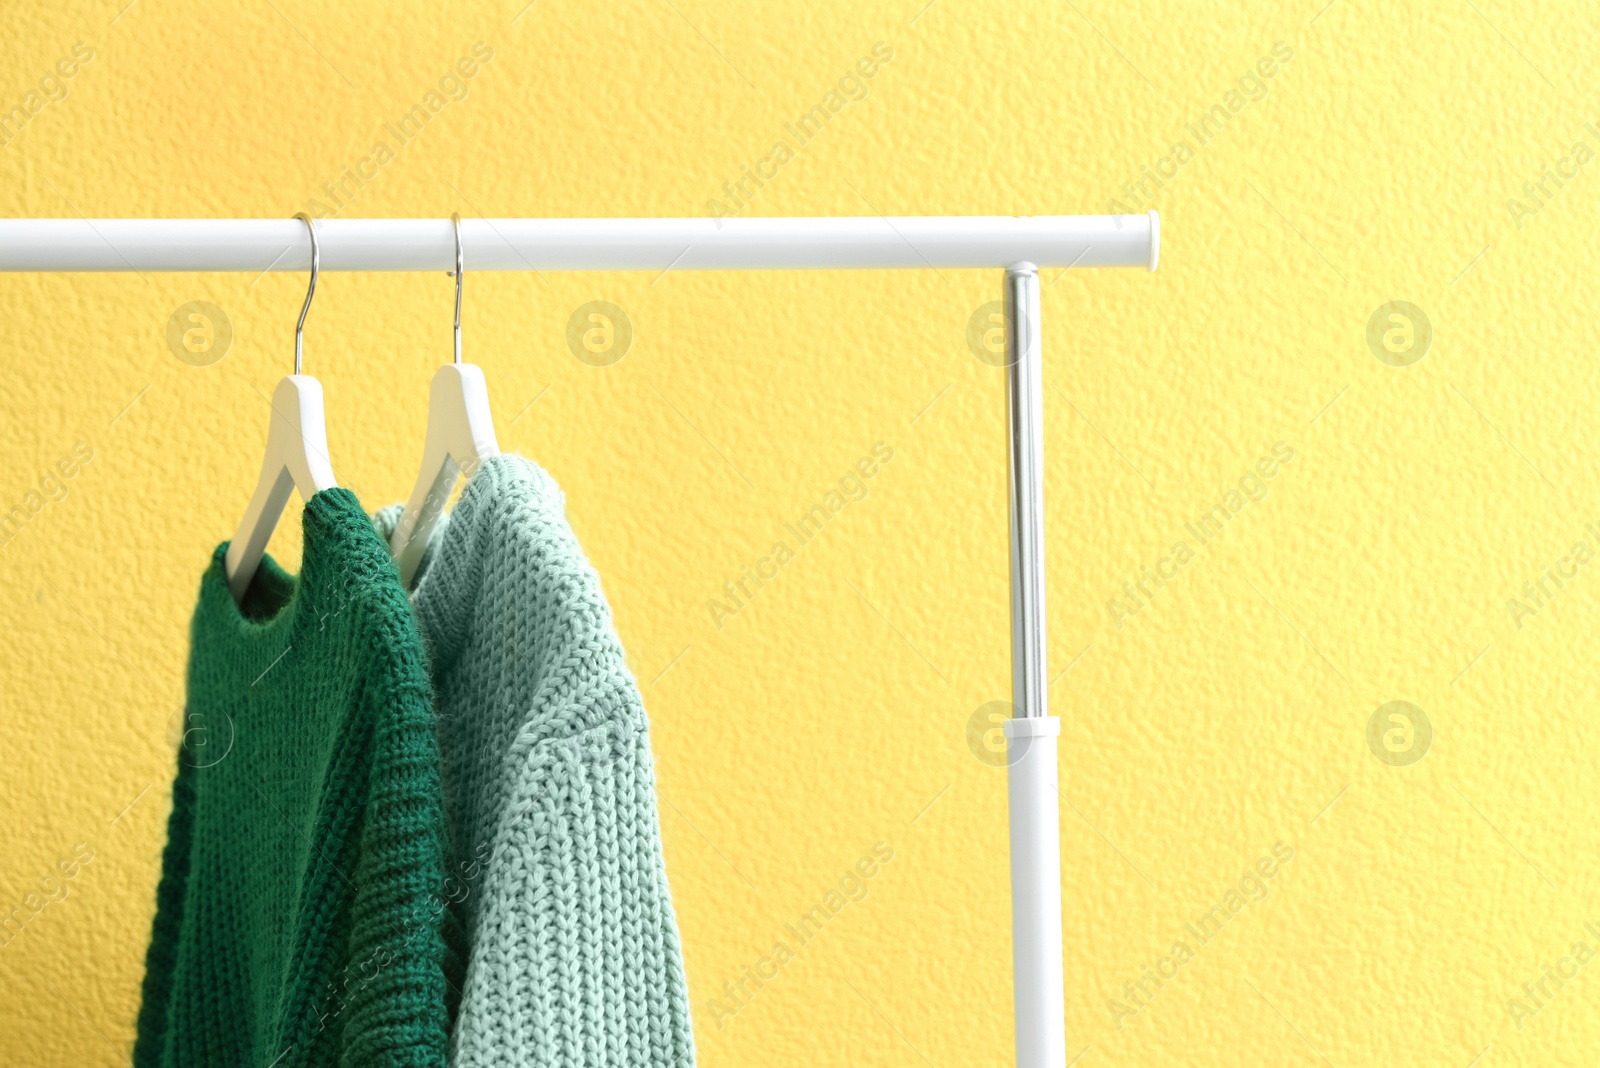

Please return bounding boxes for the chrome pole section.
[1003,263,1066,1068]
[1005,265,1048,720]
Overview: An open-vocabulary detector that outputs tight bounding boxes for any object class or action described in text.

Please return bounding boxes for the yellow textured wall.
[2,1,1598,1064]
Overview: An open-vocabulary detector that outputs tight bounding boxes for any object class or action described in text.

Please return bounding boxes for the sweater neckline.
[203,488,366,643]
[370,454,563,670]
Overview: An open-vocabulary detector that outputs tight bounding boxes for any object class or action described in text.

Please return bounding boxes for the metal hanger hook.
[450,212,463,365]
[293,212,319,375]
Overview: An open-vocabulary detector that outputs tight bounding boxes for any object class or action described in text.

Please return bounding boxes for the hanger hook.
[293,212,319,376]
[450,212,463,365]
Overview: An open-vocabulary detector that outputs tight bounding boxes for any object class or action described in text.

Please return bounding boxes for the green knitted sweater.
[135,489,457,1068]
[372,455,695,1068]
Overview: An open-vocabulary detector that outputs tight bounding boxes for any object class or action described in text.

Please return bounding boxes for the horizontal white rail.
[0,214,1159,272]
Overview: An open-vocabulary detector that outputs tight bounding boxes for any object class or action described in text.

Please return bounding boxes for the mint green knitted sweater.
[373,455,695,1068]
[136,488,457,1068]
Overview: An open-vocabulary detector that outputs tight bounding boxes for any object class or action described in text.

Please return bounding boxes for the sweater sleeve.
[132,752,197,1068]
[449,686,696,1068]
[334,650,457,1068]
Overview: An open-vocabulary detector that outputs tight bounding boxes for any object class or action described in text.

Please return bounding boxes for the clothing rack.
[0,212,1160,1068]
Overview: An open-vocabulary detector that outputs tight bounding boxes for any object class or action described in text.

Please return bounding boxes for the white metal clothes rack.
[0,212,1160,1068]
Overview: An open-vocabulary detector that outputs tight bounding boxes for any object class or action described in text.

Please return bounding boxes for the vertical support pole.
[1003,264,1065,1068]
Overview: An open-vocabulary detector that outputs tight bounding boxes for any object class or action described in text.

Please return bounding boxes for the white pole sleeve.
[1006,716,1065,1068]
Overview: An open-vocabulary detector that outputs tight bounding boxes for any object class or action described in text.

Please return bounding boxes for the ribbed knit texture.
[135,488,457,1068]
[372,454,696,1068]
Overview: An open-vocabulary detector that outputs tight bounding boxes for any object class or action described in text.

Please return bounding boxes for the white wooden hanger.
[223,214,339,604]
[389,213,500,588]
